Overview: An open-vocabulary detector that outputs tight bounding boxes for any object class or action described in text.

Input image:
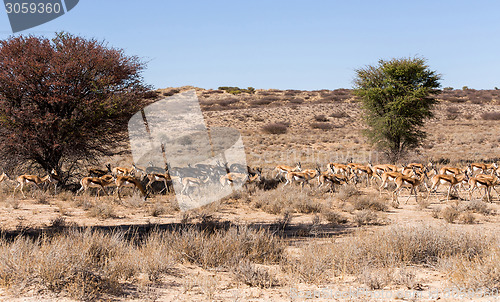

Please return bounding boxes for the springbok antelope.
[0,172,9,185]
[219,172,260,188]
[274,162,301,179]
[131,164,147,178]
[427,173,468,201]
[350,164,373,186]
[145,172,172,194]
[112,166,134,177]
[327,163,350,176]
[115,175,148,201]
[45,169,60,195]
[284,170,317,188]
[13,173,52,198]
[439,166,465,177]
[181,175,210,195]
[468,174,500,202]
[467,162,498,176]
[317,169,348,192]
[77,175,115,198]
[392,170,426,204]
[369,163,399,182]
[378,171,404,195]
[88,164,112,177]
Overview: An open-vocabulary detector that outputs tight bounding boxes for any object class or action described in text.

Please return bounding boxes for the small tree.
[0,33,151,182]
[353,57,441,162]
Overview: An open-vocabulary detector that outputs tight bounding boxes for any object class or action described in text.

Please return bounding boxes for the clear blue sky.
[1,0,499,90]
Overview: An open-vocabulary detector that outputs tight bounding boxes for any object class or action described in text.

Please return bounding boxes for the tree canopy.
[0,33,151,180]
[353,57,441,162]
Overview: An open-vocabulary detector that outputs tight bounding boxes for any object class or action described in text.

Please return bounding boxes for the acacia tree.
[0,33,151,181]
[353,57,441,162]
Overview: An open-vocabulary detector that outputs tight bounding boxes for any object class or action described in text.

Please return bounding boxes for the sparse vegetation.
[481,112,500,120]
[262,123,288,134]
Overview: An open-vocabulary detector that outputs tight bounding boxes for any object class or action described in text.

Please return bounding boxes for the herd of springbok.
[273,160,500,203]
[0,160,499,203]
[0,161,263,200]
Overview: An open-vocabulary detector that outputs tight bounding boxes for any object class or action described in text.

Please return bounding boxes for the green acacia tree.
[353,57,441,162]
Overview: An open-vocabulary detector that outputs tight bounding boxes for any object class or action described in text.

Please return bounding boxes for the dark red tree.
[0,33,151,181]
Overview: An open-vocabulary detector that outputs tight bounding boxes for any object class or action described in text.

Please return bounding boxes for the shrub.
[314,115,329,122]
[354,209,379,226]
[253,96,279,106]
[87,202,117,219]
[217,98,239,107]
[460,200,492,215]
[322,210,348,226]
[441,206,459,223]
[311,122,333,130]
[352,195,388,212]
[218,86,254,94]
[262,123,288,134]
[232,260,280,288]
[458,212,475,224]
[481,112,500,120]
[335,185,360,201]
[288,98,304,104]
[282,243,332,284]
[329,111,349,118]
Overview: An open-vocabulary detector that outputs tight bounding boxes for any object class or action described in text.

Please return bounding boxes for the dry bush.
[56,190,73,202]
[322,210,348,226]
[288,98,304,104]
[0,226,284,299]
[353,209,380,226]
[441,206,459,223]
[292,196,323,214]
[446,106,460,114]
[170,226,285,269]
[274,211,292,233]
[147,201,168,217]
[262,123,288,134]
[330,111,349,118]
[33,191,49,204]
[438,245,500,292]
[310,122,333,130]
[481,112,500,120]
[253,96,279,106]
[352,194,388,211]
[393,267,417,289]
[87,201,117,219]
[313,115,328,122]
[357,267,392,290]
[252,186,320,214]
[416,198,431,210]
[458,211,476,224]
[232,260,280,288]
[282,243,332,284]
[329,224,492,279]
[5,197,21,209]
[0,230,130,300]
[460,200,493,215]
[335,185,360,201]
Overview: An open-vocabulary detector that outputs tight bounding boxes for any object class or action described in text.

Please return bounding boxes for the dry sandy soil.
[1,87,500,301]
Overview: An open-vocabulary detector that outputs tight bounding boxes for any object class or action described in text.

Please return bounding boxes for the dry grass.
[441,206,459,223]
[262,123,288,134]
[87,201,118,219]
[351,194,388,212]
[0,225,285,299]
[284,224,498,289]
[481,112,500,120]
[232,260,280,288]
[251,185,324,215]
